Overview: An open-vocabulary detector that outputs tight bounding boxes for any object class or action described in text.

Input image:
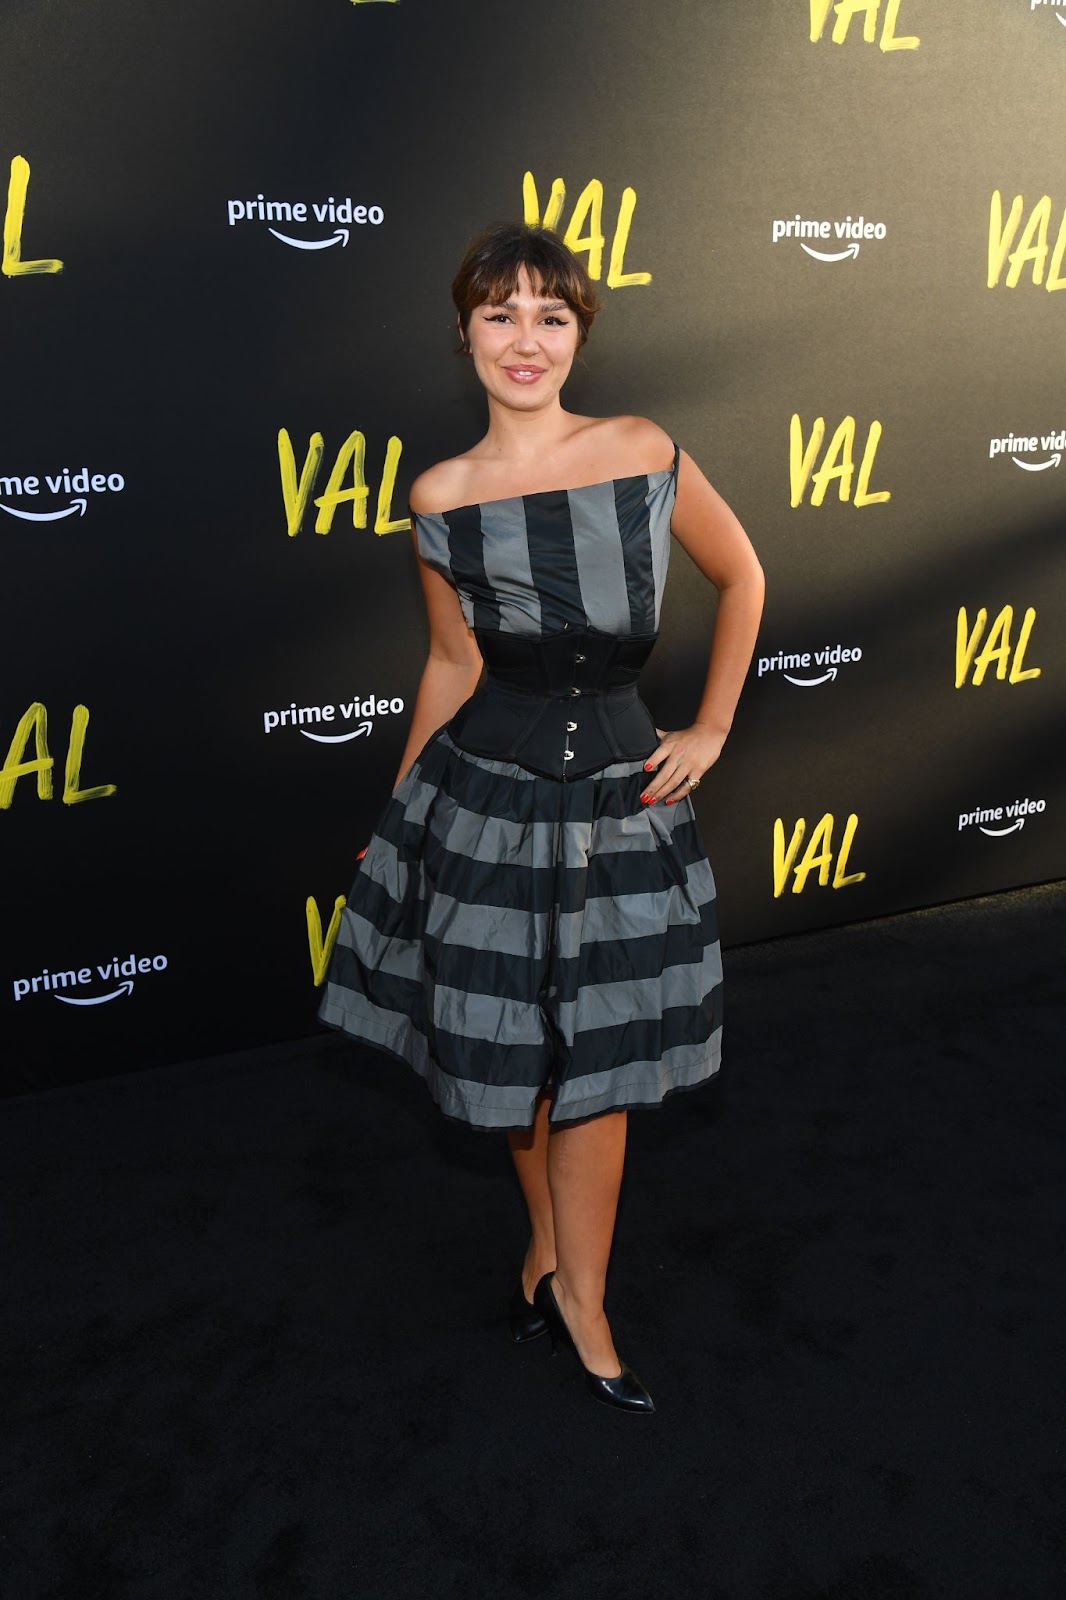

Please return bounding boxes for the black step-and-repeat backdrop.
[4,1,1064,1094]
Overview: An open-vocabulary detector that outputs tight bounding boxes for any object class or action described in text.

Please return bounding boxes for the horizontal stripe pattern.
[319,728,723,1129]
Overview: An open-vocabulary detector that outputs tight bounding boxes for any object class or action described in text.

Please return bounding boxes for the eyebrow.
[497,298,569,312]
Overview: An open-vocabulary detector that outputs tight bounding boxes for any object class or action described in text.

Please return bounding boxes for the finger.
[664,777,701,805]
[641,750,687,803]
[643,730,673,772]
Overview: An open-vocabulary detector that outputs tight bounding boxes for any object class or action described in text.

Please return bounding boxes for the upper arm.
[670,449,764,591]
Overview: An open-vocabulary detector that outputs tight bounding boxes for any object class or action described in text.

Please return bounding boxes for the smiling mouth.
[503,366,545,381]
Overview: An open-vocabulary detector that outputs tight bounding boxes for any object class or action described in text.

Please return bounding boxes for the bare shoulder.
[585,414,676,474]
[409,455,486,516]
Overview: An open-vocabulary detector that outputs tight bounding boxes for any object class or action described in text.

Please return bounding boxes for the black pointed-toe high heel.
[532,1273,655,1414]
[508,1283,548,1343]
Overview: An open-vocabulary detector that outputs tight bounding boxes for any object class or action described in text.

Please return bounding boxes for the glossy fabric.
[318,450,724,1129]
[449,627,659,779]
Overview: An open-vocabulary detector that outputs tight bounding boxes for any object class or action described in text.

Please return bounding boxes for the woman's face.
[465,265,581,413]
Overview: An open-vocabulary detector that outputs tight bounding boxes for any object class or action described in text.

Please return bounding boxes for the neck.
[480,396,578,463]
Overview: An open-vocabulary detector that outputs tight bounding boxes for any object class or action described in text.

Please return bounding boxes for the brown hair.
[451,222,600,350]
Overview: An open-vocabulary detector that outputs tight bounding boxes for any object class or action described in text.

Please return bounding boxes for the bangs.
[469,241,580,310]
[452,223,601,345]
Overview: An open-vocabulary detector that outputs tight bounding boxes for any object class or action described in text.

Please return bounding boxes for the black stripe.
[428,1030,553,1087]
[614,474,656,634]
[423,937,547,1001]
[522,490,585,632]
[419,906,716,1000]
[568,991,724,1062]
[444,504,499,631]
[381,835,715,916]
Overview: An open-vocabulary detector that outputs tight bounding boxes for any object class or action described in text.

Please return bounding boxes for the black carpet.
[3,885,1065,1600]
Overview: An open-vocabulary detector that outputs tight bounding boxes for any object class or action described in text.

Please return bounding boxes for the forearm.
[693,570,766,736]
[394,654,483,786]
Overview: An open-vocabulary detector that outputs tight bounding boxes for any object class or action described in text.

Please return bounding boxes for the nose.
[512,321,540,355]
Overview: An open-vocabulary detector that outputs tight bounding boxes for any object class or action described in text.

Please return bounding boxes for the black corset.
[446,628,660,780]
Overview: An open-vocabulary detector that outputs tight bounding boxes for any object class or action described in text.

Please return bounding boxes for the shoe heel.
[533,1272,562,1356]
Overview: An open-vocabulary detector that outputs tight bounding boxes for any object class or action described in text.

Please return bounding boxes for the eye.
[543,315,569,326]
[485,312,512,323]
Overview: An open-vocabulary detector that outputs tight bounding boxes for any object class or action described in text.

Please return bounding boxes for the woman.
[319,222,764,1414]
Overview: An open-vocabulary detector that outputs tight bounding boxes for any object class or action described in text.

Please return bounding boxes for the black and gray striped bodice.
[412,453,678,638]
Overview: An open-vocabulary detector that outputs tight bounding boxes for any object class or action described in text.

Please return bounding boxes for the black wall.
[4,0,1064,1093]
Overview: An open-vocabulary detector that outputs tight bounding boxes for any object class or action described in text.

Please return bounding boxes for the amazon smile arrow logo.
[800,242,860,263]
[1012,452,1061,471]
[268,226,349,251]
[979,818,1025,837]
[54,980,134,1006]
[300,718,372,743]
[783,667,838,687]
[0,495,86,521]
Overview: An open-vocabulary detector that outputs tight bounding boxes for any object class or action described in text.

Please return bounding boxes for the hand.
[639,723,727,806]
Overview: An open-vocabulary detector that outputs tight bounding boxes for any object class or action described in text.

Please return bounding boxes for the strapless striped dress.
[318,446,723,1130]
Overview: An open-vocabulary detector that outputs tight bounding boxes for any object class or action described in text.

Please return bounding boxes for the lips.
[503,365,545,383]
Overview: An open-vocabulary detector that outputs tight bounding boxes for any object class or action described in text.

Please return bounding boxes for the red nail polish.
[644,761,655,771]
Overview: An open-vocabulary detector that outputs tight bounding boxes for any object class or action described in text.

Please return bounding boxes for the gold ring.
[687,776,700,789]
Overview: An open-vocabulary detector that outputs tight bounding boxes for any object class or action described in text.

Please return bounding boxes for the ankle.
[551,1271,606,1324]
[522,1242,556,1298]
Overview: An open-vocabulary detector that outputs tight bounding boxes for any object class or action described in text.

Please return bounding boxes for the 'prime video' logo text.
[757,644,862,687]
[958,796,1045,836]
[988,429,1064,471]
[0,466,126,523]
[771,213,887,262]
[227,194,384,250]
[13,951,167,1006]
[263,695,406,743]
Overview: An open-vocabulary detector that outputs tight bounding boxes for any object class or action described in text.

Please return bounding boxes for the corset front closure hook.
[447,627,660,780]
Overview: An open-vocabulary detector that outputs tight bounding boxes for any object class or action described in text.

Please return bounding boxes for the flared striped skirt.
[318,728,723,1130]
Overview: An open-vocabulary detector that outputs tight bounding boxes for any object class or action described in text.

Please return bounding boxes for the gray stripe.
[411,511,452,582]
[432,984,544,1044]
[558,885,704,956]
[646,472,674,628]
[420,796,701,872]
[423,803,557,865]
[356,834,424,907]
[319,985,423,1057]
[480,496,542,635]
[424,892,548,956]
[319,985,539,1128]
[556,957,722,1037]
[570,480,633,632]
[336,908,423,980]
[551,1030,723,1122]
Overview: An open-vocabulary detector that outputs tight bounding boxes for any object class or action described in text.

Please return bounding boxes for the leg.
[506,1090,557,1300]
[547,1109,628,1378]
